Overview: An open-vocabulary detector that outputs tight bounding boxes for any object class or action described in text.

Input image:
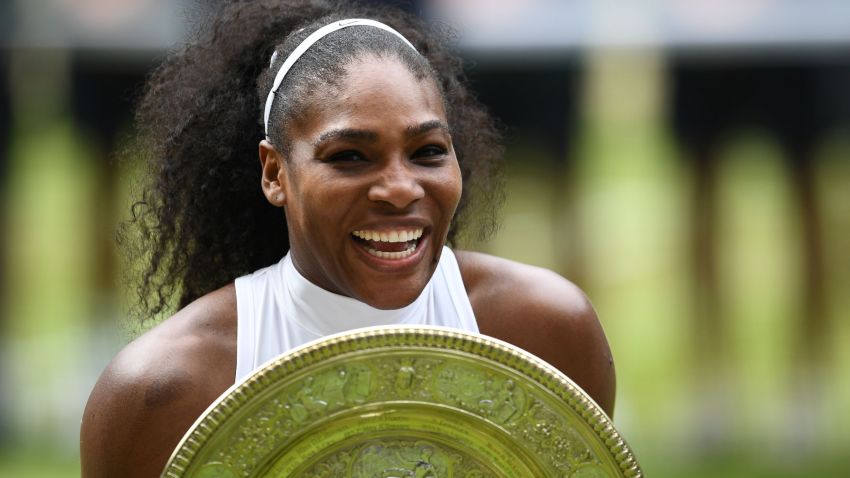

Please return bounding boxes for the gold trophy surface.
[162,326,642,477]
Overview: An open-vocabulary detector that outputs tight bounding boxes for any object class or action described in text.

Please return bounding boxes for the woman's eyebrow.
[313,128,378,147]
[312,120,449,147]
[406,120,449,138]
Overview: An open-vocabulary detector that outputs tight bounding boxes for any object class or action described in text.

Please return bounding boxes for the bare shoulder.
[80,284,238,478]
[454,250,616,416]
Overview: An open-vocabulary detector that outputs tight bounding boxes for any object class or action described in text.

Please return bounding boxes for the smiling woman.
[263,56,460,308]
[79,1,615,477]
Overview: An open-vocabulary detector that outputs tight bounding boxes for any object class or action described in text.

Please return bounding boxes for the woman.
[80,1,615,476]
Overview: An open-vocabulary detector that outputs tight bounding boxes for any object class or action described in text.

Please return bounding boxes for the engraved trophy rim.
[161,325,643,477]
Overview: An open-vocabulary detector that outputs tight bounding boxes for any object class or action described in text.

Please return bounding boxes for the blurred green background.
[1,1,849,477]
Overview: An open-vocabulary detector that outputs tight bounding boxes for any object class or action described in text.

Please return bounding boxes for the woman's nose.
[367,160,425,209]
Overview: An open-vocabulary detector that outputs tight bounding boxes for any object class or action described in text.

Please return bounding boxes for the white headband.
[263,18,419,136]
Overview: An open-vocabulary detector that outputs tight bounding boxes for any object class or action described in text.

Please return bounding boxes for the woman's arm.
[457,251,616,416]
[80,286,237,477]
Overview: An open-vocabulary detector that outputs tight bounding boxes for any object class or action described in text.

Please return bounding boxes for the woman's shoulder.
[80,284,238,478]
[453,250,595,320]
[454,250,616,416]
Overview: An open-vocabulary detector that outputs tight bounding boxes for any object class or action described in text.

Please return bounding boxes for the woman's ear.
[259,139,287,207]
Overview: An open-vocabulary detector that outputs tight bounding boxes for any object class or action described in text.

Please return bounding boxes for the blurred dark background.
[1,1,849,476]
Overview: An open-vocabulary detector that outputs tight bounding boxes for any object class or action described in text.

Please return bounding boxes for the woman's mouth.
[351,228,424,260]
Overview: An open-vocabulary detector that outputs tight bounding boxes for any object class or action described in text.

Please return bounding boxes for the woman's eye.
[412,145,448,160]
[328,150,367,163]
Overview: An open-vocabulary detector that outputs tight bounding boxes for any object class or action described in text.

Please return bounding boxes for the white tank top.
[234,247,478,382]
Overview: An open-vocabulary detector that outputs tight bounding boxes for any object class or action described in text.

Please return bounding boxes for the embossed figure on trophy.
[302,448,355,478]
[289,376,328,423]
[322,367,349,407]
[434,366,457,404]
[434,364,490,409]
[564,429,595,465]
[351,441,468,478]
[376,446,437,478]
[493,379,526,424]
[375,462,436,478]
[343,365,373,404]
[395,358,417,396]
[569,464,610,478]
[405,444,439,478]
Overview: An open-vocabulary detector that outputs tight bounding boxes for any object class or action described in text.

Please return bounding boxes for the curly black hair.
[120,0,503,324]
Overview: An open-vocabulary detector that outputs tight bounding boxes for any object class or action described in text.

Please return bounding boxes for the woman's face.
[261,55,462,309]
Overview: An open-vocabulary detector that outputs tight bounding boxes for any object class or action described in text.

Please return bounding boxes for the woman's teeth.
[364,242,417,259]
[352,229,423,243]
[351,228,423,260]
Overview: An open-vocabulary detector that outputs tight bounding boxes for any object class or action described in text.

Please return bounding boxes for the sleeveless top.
[234,247,479,381]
